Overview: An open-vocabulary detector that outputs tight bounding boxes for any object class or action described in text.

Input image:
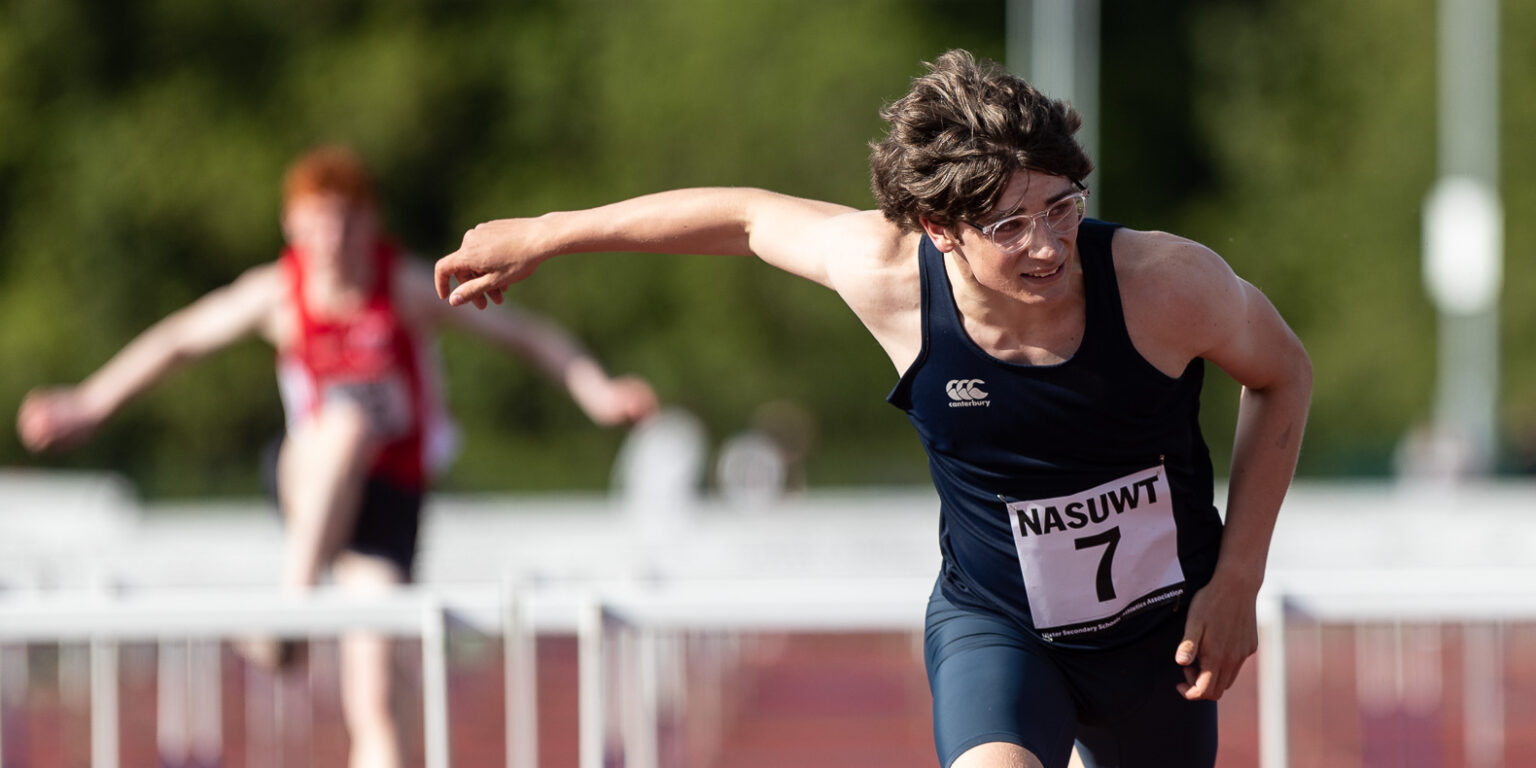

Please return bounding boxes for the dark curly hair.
[869,50,1093,232]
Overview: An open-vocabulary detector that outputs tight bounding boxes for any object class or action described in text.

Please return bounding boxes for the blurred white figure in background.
[716,430,787,512]
[613,407,707,567]
[1394,421,1481,485]
[717,399,818,512]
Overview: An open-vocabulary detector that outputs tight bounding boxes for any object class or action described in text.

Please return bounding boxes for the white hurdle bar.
[4,569,1536,768]
[574,570,1536,768]
[1257,568,1536,768]
[576,576,934,768]
[0,584,513,768]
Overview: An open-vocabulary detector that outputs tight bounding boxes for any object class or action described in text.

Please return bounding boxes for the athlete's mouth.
[1021,263,1062,280]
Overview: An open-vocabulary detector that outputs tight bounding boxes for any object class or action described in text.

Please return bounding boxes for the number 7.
[1074,527,1121,602]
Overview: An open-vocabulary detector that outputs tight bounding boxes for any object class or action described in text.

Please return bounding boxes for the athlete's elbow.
[1256,336,1311,397]
[1284,342,1313,404]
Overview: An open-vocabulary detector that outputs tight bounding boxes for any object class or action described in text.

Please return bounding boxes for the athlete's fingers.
[1177,666,1213,700]
[1175,619,1216,700]
[17,391,95,454]
[15,412,45,452]
[16,392,59,452]
[434,255,456,299]
[1175,636,1199,667]
[615,377,660,421]
[1211,664,1233,700]
[1176,612,1204,665]
[448,272,504,309]
[1209,651,1250,700]
[16,394,39,440]
[1180,664,1199,690]
[435,248,508,305]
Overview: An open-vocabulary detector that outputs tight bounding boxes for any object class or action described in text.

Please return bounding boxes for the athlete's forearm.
[439,188,850,306]
[76,284,270,419]
[1214,359,1312,590]
[509,313,593,386]
[536,188,762,259]
[74,317,204,420]
[562,356,622,415]
[76,268,275,420]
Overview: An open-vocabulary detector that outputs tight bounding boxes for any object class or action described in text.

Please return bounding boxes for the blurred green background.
[2,0,1532,497]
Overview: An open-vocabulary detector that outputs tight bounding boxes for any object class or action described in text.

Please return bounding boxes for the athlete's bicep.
[741,193,858,288]
[162,266,280,355]
[1198,276,1306,392]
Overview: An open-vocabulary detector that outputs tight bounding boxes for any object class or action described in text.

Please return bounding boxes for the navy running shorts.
[347,476,424,579]
[924,579,1217,768]
[263,439,424,579]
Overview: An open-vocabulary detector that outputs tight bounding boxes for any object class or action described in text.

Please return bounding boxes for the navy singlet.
[887,219,1224,650]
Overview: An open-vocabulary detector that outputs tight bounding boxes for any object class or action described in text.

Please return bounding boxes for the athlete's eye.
[991,217,1030,241]
[1045,198,1081,228]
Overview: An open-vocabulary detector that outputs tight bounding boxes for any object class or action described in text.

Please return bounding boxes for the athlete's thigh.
[1072,698,1214,768]
[1066,616,1217,768]
[346,478,424,579]
[926,585,1078,768]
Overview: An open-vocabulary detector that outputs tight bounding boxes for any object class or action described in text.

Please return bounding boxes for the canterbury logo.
[946,379,989,402]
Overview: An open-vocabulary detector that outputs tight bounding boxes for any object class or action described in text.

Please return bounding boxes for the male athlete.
[434,51,1311,768]
[18,145,658,768]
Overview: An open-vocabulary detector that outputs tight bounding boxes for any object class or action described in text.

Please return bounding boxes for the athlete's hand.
[435,218,552,309]
[1174,574,1260,701]
[573,373,660,427]
[16,387,103,453]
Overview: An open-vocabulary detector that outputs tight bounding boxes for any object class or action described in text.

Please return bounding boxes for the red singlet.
[276,241,434,490]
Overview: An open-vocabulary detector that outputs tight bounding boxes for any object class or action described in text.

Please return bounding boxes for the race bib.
[323,374,415,439]
[1003,465,1184,640]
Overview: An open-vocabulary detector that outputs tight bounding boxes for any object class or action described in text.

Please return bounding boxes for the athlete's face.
[282,192,378,269]
[923,170,1085,303]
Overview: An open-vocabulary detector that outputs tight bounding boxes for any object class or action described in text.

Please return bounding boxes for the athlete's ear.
[279,208,296,246]
[918,217,961,253]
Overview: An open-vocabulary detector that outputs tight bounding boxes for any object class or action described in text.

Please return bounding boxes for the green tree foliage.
[1103,0,1531,477]
[1178,0,1442,476]
[2,0,1532,496]
[0,0,998,496]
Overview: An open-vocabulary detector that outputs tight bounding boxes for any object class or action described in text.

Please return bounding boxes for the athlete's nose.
[1023,231,1067,266]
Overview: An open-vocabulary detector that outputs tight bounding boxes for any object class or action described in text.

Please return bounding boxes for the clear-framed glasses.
[974,187,1089,254]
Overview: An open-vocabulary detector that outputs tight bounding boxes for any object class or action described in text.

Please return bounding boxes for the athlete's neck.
[300,240,378,314]
[945,255,1087,365]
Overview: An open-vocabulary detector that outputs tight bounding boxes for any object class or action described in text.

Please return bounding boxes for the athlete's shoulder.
[815,211,924,371]
[1111,227,1239,307]
[233,259,283,281]
[818,207,901,236]
[817,212,917,294]
[223,261,286,304]
[813,210,913,273]
[184,260,288,346]
[1112,227,1252,372]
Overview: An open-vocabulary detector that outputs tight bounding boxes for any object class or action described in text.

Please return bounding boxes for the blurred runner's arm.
[17,265,281,452]
[402,264,657,426]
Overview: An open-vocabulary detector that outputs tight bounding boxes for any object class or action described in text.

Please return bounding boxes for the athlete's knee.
[333,552,406,589]
[346,723,402,768]
[952,741,1046,768]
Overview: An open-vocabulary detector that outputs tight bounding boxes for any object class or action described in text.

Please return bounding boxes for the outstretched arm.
[402,266,657,426]
[17,265,280,452]
[434,188,855,308]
